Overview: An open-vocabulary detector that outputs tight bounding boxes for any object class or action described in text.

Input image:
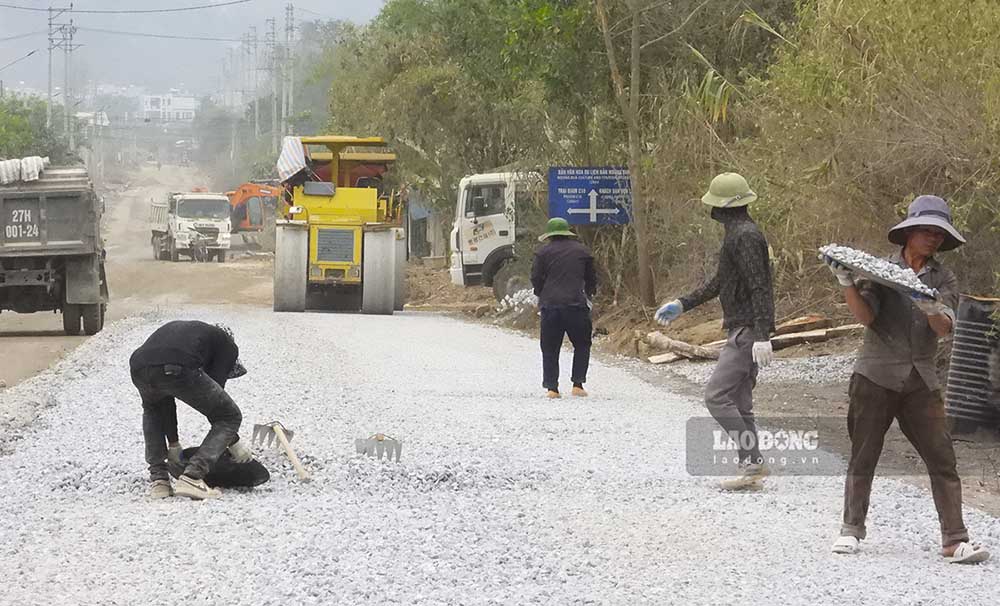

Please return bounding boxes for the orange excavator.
[226,180,280,247]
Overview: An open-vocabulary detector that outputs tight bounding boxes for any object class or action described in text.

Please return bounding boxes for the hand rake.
[252,420,311,482]
[355,433,402,462]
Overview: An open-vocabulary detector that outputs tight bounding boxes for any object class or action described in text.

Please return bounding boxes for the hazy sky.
[0,0,384,94]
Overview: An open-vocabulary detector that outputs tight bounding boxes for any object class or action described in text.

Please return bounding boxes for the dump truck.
[0,165,109,335]
[448,171,544,300]
[273,136,405,314]
[150,191,232,262]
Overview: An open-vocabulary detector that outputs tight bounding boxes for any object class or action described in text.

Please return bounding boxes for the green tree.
[0,95,70,162]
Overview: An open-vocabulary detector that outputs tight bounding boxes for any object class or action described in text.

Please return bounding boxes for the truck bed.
[0,166,99,257]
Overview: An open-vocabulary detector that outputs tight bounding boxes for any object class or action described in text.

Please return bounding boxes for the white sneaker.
[174,474,221,500]
[832,536,860,554]
[149,479,173,499]
[720,463,769,491]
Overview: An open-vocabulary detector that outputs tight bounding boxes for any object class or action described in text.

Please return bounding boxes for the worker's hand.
[912,295,950,317]
[655,299,684,326]
[821,255,855,287]
[752,341,775,367]
[167,443,183,465]
[227,439,253,464]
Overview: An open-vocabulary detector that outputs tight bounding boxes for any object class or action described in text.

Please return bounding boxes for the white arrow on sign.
[567,189,621,223]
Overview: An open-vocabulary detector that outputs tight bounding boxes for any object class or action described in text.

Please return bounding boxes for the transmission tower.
[283,3,295,136]
[266,18,278,152]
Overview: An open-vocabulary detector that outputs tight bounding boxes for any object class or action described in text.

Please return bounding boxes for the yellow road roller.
[273,136,405,314]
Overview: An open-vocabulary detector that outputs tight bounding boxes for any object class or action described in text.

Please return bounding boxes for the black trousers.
[168,447,269,488]
[131,365,242,481]
[540,305,592,391]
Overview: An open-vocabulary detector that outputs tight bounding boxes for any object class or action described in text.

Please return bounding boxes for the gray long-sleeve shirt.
[853,251,958,392]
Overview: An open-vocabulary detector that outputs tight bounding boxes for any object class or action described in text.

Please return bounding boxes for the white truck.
[448,171,543,300]
[150,192,232,262]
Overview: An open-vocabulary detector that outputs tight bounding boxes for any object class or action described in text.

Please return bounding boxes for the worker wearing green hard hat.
[531,216,596,399]
[537,217,578,241]
[699,172,758,208]
[655,171,775,491]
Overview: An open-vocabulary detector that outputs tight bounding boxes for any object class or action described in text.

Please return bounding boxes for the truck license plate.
[5,207,40,241]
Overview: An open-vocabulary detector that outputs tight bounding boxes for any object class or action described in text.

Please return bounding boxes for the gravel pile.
[1,308,998,605]
[659,353,857,386]
[819,244,937,297]
[497,288,538,314]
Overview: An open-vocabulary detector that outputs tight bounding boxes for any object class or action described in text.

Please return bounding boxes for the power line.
[0,48,37,72]
[296,7,334,20]
[75,27,240,42]
[0,0,252,13]
[0,30,45,43]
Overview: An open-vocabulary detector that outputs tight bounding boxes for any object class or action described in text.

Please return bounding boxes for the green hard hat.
[538,217,578,241]
[701,172,758,208]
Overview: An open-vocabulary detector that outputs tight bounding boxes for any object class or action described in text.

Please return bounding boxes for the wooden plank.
[826,323,865,338]
[770,328,831,350]
[648,352,683,364]
[646,332,721,360]
[774,314,833,336]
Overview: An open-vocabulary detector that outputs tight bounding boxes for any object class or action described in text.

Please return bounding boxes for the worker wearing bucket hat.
[531,218,597,398]
[823,196,988,563]
[655,172,775,491]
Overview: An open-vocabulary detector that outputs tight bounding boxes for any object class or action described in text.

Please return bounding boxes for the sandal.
[944,542,990,564]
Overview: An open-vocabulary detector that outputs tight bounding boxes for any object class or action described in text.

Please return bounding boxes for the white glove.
[655,299,684,326]
[752,341,774,367]
[913,296,950,317]
[227,439,253,464]
[167,443,183,465]
[822,256,855,287]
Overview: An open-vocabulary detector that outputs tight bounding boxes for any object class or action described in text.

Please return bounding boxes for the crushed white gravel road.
[2,308,999,606]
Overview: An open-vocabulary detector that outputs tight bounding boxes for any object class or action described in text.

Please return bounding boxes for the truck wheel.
[63,304,82,336]
[216,250,226,263]
[82,303,104,335]
[169,239,179,262]
[151,237,159,260]
[492,261,530,302]
[492,261,515,302]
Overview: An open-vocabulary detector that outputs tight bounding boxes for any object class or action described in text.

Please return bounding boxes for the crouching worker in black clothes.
[130,320,254,500]
[167,447,269,489]
[531,217,597,399]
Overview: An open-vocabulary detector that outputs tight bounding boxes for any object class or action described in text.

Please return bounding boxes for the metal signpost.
[547,166,632,225]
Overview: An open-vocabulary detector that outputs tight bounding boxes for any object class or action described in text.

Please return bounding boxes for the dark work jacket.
[530,237,597,309]
[129,320,239,388]
[678,214,775,341]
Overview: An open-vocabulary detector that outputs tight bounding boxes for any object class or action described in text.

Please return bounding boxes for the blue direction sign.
[548,166,632,225]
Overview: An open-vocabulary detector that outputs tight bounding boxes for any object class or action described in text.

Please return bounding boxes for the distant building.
[141,93,198,122]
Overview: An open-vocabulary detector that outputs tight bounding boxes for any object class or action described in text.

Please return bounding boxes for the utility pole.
[249,26,259,139]
[57,18,80,152]
[47,4,72,129]
[285,3,294,135]
[267,18,278,153]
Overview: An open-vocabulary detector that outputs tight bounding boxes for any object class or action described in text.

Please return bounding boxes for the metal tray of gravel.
[819,244,938,299]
